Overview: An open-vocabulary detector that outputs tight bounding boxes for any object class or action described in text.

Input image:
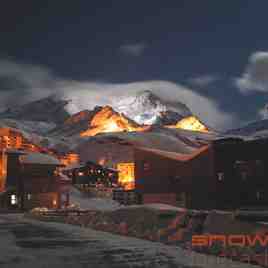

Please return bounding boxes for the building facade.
[0,150,71,210]
[134,138,268,209]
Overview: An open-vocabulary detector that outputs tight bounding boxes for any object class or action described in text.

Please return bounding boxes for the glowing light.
[80,106,147,137]
[166,116,209,133]
[98,157,106,166]
[117,162,135,190]
[11,194,17,205]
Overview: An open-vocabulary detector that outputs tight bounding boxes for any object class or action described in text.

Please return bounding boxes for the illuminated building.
[0,150,71,210]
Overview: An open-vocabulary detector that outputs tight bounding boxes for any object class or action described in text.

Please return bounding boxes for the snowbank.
[69,186,121,211]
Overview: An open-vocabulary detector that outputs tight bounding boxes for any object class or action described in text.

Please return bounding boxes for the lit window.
[27,194,31,200]
[11,194,17,205]
[217,173,224,181]
[53,199,57,206]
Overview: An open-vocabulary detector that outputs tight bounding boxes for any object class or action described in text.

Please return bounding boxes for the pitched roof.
[20,152,61,165]
[5,149,26,155]
[135,145,209,162]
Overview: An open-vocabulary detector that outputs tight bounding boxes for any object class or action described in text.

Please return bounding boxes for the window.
[217,172,224,181]
[11,194,17,205]
[27,194,31,200]
[143,162,150,171]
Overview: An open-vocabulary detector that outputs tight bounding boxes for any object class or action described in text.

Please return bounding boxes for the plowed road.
[0,214,257,268]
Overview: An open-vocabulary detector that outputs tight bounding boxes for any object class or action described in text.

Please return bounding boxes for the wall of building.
[134,147,217,209]
[77,139,134,169]
[23,192,60,210]
[212,139,268,209]
[0,151,7,192]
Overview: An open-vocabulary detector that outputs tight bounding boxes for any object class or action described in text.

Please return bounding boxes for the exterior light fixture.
[11,194,17,205]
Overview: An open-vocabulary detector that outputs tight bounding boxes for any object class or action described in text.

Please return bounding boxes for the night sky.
[1,1,268,130]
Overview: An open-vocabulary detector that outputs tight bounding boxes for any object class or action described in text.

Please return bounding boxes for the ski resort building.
[66,161,118,187]
[134,145,214,208]
[133,138,268,209]
[58,152,80,167]
[0,150,71,210]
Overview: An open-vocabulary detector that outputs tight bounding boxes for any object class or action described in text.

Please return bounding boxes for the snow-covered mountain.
[226,119,268,138]
[48,90,195,137]
[0,90,212,155]
[114,90,192,125]
[0,95,70,124]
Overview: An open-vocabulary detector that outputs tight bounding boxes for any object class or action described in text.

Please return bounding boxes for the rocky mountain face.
[49,90,195,137]
[79,106,148,137]
[0,91,212,154]
[0,95,70,124]
[49,108,101,137]
[115,90,192,125]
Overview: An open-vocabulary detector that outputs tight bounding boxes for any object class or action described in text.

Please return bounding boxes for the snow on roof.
[62,163,84,170]
[135,145,209,162]
[20,152,61,165]
[5,148,26,155]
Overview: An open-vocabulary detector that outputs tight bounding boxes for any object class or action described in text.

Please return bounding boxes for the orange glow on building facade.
[59,152,80,167]
[117,162,135,190]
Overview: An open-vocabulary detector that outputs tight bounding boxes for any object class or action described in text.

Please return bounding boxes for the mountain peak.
[115,90,192,125]
[80,105,147,137]
[0,95,70,124]
[135,90,161,104]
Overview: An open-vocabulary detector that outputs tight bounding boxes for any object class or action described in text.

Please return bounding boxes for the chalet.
[133,138,268,209]
[0,150,71,210]
[212,137,268,209]
[134,145,214,208]
[65,161,118,187]
[58,152,80,167]
[0,127,44,152]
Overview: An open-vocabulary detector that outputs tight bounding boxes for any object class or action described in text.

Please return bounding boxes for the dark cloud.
[119,43,146,56]
[236,52,268,94]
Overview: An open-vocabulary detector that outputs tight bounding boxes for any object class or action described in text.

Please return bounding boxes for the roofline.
[134,145,210,162]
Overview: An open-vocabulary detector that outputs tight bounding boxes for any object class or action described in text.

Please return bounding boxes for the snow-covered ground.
[0,214,259,268]
[69,187,189,212]
[69,187,121,211]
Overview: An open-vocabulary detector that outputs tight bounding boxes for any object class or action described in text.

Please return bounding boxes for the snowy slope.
[113,90,192,125]
[0,118,56,135]
[0,95,70,124]
[69,187,121,211]
[226,119,268,138]
[75,127,217,167]
[49,90,195,138]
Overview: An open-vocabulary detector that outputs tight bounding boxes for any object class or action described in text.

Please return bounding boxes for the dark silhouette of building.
[134,138,268,209]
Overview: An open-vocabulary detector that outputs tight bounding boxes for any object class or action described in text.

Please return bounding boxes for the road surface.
[0,214,258,268]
